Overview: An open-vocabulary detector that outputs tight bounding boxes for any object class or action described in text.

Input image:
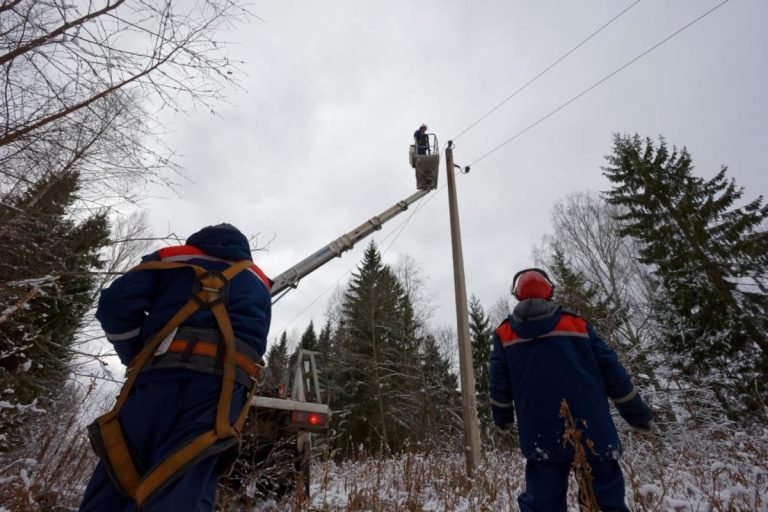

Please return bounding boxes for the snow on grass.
[266,427,768,511]
[2,422,767,510]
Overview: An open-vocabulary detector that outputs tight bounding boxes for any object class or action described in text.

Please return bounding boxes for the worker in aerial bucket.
[489,268,651,512]
[79,223,271,512]
[414,123,430,155]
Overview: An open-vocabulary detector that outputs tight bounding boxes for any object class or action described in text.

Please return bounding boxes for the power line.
[382,202,422,255]
[267,0,648,334]
[469,0,732,167]
[450,0,642,142]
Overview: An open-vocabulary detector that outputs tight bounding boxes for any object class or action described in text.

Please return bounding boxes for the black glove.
[495,423,516,437]
[616,393,652,428]
[630,421,653,434]
[491,402,515,431]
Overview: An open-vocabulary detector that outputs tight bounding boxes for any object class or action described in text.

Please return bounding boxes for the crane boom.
[270,188,429,300]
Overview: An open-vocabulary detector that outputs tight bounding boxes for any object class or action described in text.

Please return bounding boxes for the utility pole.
[445,141,482,477]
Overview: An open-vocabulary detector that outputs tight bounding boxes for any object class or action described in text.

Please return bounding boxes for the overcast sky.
[141,0,767,346]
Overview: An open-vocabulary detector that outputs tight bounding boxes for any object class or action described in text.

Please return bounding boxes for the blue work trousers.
[80,458,219,512]
[518,458,629,512]
[79,372,246,512]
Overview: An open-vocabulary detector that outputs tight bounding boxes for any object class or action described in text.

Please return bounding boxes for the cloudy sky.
[143,0,767,344]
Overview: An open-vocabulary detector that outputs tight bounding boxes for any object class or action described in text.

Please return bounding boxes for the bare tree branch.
[0,0,127,67]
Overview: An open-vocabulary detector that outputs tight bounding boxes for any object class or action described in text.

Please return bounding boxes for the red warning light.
[291,410,328,427]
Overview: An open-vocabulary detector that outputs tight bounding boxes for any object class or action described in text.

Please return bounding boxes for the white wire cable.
[469,0,732,167]
[450,0,642,142]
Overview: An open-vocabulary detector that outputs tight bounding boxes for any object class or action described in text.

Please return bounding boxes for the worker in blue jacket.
[414,124,430,155]
[79,223,272,512]
[489,268,651,512]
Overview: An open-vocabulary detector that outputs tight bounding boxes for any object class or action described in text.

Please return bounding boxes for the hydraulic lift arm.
[270,188,429,301]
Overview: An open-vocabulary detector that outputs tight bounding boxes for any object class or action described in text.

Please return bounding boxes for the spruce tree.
[418,333,461,447]
[547,248,615,337]
[315,320,333,403]
[287,320,319,392]
[331,242,419,455]
[0,170,109,449]
[0,171,108,391]
[468,295,493,436]
[298,321,318,351]
[603,134,768,413]
[264,331,289,395]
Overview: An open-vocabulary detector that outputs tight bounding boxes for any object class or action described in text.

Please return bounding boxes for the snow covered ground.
[260,431,768,512]
[2,424,767,510]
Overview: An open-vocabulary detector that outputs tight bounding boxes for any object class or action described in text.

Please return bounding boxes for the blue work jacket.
[96,225,272,373]
[489,299,650,461]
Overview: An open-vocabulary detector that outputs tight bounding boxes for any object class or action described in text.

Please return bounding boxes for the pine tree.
[468,295,493,436]
[603,134,768,413]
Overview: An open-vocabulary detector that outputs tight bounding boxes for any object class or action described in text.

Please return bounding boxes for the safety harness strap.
[97,418,142,495]
[89,258,258,507]
[103,262,208,420]
[211,301,237,438]
[137,339,261,387]
[134,430,219,505]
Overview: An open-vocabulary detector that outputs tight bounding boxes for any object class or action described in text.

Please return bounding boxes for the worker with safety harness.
[79,223,271,511]
[489,268,651,512]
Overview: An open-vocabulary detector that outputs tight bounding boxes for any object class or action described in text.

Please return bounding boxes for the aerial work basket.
[409,132,440,190]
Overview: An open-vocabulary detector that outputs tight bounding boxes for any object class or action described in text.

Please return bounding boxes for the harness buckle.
[191,271,230,308]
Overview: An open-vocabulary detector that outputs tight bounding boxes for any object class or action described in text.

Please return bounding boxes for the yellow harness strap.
[90,259,259,507]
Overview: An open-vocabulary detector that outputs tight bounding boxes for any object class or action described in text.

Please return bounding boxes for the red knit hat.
[511,268,555,300]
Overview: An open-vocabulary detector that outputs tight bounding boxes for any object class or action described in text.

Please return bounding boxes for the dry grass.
[0,430,95,511]
[623,427,768,511]
[268,425,768,512]
[0,381,100,512]
[2,399,767,511]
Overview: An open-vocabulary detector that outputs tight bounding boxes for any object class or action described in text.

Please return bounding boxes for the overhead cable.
[469,0,732,167]
[450,0,642,142]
